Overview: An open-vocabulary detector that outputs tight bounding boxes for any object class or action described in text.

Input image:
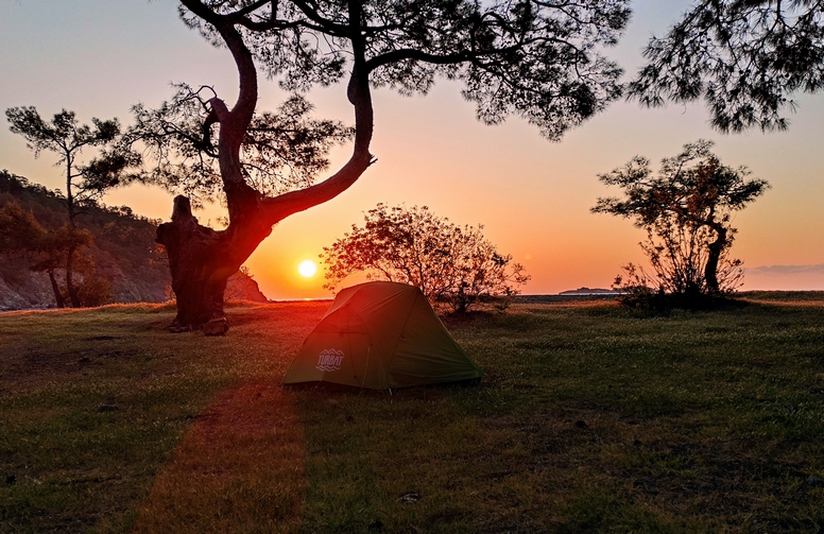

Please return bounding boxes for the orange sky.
[1,1,823,300]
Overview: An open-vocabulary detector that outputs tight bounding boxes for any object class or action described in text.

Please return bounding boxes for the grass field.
[1,294,823,533]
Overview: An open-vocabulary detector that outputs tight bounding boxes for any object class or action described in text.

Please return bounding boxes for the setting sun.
[297,260,318,278]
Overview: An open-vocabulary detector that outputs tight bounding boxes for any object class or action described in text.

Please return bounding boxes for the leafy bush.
[77,275,114,307]
[322,204,529,314]
[613,265,741,313]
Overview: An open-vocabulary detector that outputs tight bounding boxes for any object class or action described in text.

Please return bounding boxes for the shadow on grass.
[133,380,305,534]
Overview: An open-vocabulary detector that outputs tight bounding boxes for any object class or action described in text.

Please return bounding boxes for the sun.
[297,259,318,278]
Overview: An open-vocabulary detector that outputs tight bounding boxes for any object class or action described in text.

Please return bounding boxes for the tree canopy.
[629,0,824,132]
[178,0,630,141]
[126,87,353,207]
[136,0,633,207]
[5,107,135,216]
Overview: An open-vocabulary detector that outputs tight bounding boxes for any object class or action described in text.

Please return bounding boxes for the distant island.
[514,288,621,304]
[559,287,620,296]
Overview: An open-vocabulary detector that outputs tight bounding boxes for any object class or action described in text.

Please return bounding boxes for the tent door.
[342,333,371,386]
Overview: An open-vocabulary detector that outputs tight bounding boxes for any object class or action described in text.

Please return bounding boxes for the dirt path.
[132,380,305,533]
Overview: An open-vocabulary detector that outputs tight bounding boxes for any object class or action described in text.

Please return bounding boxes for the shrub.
[322,204,529,314]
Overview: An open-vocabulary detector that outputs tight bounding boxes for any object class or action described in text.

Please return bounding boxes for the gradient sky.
[1,0,823,300]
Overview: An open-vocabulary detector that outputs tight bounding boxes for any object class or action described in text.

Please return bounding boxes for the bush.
[322,204,530,314]
[614,272,741,313]
[77,275,114,307]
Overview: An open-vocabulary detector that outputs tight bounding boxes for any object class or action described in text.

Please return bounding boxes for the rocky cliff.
[0,171,267,310]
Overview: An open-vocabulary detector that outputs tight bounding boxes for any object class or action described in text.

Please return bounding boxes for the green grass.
[1,295,823,532]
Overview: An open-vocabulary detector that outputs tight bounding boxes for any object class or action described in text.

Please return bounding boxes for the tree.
[0,200,60,305]
[592,140,769,301]
[0,200,91,308]
[322,204,530,314]
[5,107,135,306]
[131,0,629,333]
[629,0,824,133]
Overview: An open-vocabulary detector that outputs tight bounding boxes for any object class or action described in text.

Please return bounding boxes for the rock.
[225,271,268,302]
[203,316,229,336]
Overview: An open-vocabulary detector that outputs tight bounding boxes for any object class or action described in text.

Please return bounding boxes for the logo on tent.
[316,349,345,372]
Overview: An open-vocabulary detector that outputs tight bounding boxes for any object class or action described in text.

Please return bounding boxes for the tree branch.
[365,48,474,72]
[260,0,375,225]
[178,0,261,220]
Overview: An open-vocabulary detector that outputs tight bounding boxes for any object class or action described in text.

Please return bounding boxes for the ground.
[1,294,823,532]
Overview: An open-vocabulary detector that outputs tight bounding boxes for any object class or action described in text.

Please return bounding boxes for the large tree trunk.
[156,197,229,334]
[65,151,81,308]
[156,196,271,335]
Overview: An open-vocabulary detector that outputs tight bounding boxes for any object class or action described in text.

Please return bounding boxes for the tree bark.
[64,148,82,308]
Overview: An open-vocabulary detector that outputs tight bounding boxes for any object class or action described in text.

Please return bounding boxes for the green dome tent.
[282,281,483,390]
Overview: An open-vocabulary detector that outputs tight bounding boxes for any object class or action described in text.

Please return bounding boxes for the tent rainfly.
[282,281,483,390]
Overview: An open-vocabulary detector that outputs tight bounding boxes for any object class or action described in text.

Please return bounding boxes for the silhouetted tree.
[629,0,824,132]
[593,140,769,299]
[322,204,529,314]
[135,0,629,333]
[5,107,135,306]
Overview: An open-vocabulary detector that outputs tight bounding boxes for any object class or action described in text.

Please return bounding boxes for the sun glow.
[297,260,318,278]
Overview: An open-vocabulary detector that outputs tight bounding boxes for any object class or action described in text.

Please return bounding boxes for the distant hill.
[0,171,266,310]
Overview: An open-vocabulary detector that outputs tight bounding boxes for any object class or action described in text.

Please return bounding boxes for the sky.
[1,0,823,300]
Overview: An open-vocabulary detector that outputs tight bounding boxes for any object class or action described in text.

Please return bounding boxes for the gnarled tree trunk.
[157,197,234,334]
[157,193,275,335]
[160,0,374,334]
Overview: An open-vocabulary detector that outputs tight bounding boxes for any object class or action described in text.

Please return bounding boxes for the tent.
[282,281,483,390]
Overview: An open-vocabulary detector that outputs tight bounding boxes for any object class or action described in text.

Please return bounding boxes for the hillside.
[0,170,266,310]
